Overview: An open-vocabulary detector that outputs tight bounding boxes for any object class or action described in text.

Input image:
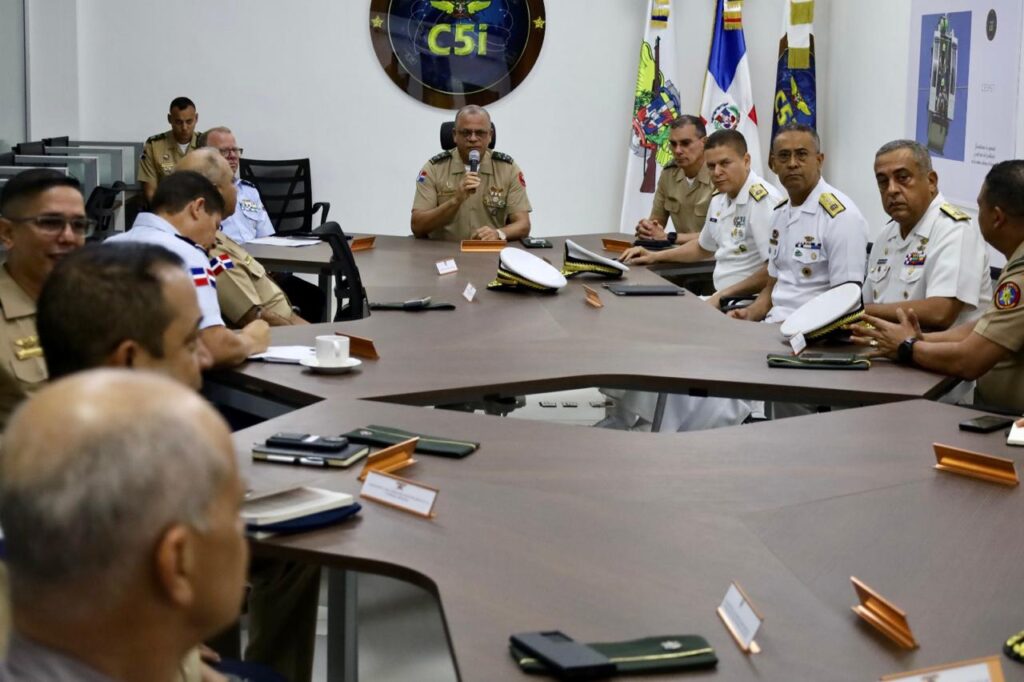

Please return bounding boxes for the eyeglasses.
[456,129,490,139]
[217,147,244,157]
[774,149,813,164]
[6,215,96,236]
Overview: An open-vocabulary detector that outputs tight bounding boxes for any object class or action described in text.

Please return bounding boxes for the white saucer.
[299,356,362,374]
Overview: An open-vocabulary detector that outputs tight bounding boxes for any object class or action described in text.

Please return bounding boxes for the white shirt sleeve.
[825,209,869,285]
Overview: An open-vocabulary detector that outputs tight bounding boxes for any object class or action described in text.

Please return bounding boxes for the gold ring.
[869,340,878,348]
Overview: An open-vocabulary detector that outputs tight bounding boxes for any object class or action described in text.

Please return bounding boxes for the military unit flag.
[772,0,817,139]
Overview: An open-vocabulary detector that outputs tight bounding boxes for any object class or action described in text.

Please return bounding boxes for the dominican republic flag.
[772,0,816,139]
[618,0,683,233]
[700,0,763,175]
[208,253,235,276]
[190,267,211,287]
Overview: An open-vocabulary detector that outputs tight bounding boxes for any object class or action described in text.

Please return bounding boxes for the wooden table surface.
[221,234,1016,681]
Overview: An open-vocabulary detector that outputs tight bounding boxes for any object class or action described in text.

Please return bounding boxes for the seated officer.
[634,115,714,245]
[199,126,273,244]
[139,96,200,203]
[729,123,869,324]
[0,169,89,429]
[853,160,1024,414]
[177,148,312,326]
[865,139,991,328]
[411,105,531,241]
[621,129,782,308]
[0,370,247,682]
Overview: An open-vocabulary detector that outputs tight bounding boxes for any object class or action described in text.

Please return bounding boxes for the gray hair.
[772,122,821,153]
[197,126,233,148]
[454,105,491,127]
[875,139,933,173]
[184,147,234,186]
[0,410,228,614]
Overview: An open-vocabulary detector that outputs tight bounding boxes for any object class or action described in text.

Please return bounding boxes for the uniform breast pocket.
[899,266,924,284]
[9,356,47,387]
[664,197,680,213]
[793,248,823,264]
[868,264,891,282]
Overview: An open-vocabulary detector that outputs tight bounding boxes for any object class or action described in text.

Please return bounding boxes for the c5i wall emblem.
[369,0,546,109]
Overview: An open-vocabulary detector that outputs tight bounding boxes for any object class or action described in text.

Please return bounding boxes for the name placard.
[358,437,418,482]
[601,238,631,254]
[463,282,477,302]
[850,576,918,649]
[716,582,763,654]
[789,332,807,355]
[361,470,439,518]
[436,258,458,275]
[461,239,507,252]
[933,443,1019,486]
[350,236,376,252]
[583,285,604,309]
[334,332,380,360]
[881,654,1005,681]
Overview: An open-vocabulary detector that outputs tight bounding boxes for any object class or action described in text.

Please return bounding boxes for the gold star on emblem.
[371,15,384,29]
[533,17,546,29]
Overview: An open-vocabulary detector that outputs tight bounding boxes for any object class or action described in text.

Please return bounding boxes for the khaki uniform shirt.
[211,232,294,326]
[412,150,531,242]
[137,131,199,187]
[651,163,713,234]
[974,240,1024,412]
[0,266,45,430]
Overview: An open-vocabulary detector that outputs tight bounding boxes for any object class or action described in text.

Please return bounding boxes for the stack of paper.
[250,346,314,364]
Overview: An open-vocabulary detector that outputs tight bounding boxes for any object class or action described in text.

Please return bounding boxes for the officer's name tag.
[880,655,1005,681]
[716,582,763,654]
[360,470,438,518]
[463,283,477,302]
[789,332,807,355]
[436,258,458,275]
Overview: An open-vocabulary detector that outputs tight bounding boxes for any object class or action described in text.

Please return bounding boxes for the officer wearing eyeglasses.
[411,105,532,242]
[199,126,273,244]
[0,169,90,428]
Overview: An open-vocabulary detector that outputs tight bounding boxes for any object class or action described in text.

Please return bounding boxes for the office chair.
[84,181,126,241]
[13,141,45,155]
[439,121,497,151]
[311,221,370,322]
[238,158,330,235]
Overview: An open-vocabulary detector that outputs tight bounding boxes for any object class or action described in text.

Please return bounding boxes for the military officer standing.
[411,105,532,242]
[730,123,868,324]
[138,97,200,203]
[865,139,990,328]
[853,160,1024,414]
[634,115,714,245]
[0,169,88,429]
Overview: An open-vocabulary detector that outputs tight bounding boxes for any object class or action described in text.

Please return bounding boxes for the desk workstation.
[215,234,1018,681]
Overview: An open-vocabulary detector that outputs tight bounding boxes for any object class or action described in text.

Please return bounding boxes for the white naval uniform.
[766,177,869,323]
[108,213,225,329]
[698,172,783,291]
[864,193,991,326]
[220,178,275,244]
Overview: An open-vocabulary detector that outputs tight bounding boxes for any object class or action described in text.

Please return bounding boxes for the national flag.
[190,267,210,287]
[618,0,683,233]
[209,253,235,276]
[699,0,763,175]
[772,0,817,139]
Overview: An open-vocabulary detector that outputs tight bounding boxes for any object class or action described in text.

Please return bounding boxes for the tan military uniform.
[0,265,45,431]
[137,130,199,188]
[412,149,531,242]
[211,232,294,326]
[651,162,714,234]
[974,240,1024,412]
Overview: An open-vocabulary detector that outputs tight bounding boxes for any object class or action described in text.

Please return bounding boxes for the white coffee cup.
[315,335,349,367]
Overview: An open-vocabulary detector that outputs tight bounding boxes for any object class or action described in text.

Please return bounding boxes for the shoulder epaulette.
[429,150,452,164]
[239,179,256,188]
[749,183,768,202]
[1005,257,1024,272]
[774,198,789,211]
[940,202,970,222]
[710,189,721,197]
[145,133,165,143]
[664,160,678,169]
[491,151,513,164]
[819,192,846,218]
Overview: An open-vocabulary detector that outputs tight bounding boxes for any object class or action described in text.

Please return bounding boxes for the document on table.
[247,236,321,247]
[250,346,315,363]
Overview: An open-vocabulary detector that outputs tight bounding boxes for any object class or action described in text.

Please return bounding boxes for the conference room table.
[219,234,1022,681]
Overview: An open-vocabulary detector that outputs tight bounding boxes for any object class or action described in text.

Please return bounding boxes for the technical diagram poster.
[906,0,1022,207]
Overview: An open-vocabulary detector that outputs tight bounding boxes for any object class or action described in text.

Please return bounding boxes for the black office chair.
[42,136,70,147]
[85,181,126,241]
[439,121,496,151]
[238,158,329,235]
[13,141,45,155]
[311,221,370,322]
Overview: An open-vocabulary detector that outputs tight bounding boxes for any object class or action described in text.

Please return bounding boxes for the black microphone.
[469,149,480,174]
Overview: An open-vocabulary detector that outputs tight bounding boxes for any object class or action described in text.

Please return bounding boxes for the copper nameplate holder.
[716,581,763,655]
[350,236,376,252]
[335,332,380,360]
[460,239,507,252]
[850,576,917,649]
[601,238,631,253]
[932,443,1019,486]
[583,285,604,309]
[358,437,419,482]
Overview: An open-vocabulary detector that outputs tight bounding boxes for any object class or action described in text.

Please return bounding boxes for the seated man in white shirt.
[865,139,991,328]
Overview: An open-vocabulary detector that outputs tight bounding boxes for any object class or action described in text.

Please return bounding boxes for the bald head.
[0,369,236,614]
[178,148,236,217]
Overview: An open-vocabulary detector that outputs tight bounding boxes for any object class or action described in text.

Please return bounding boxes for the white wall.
[25,0,79,140]
[0,0,27,149]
